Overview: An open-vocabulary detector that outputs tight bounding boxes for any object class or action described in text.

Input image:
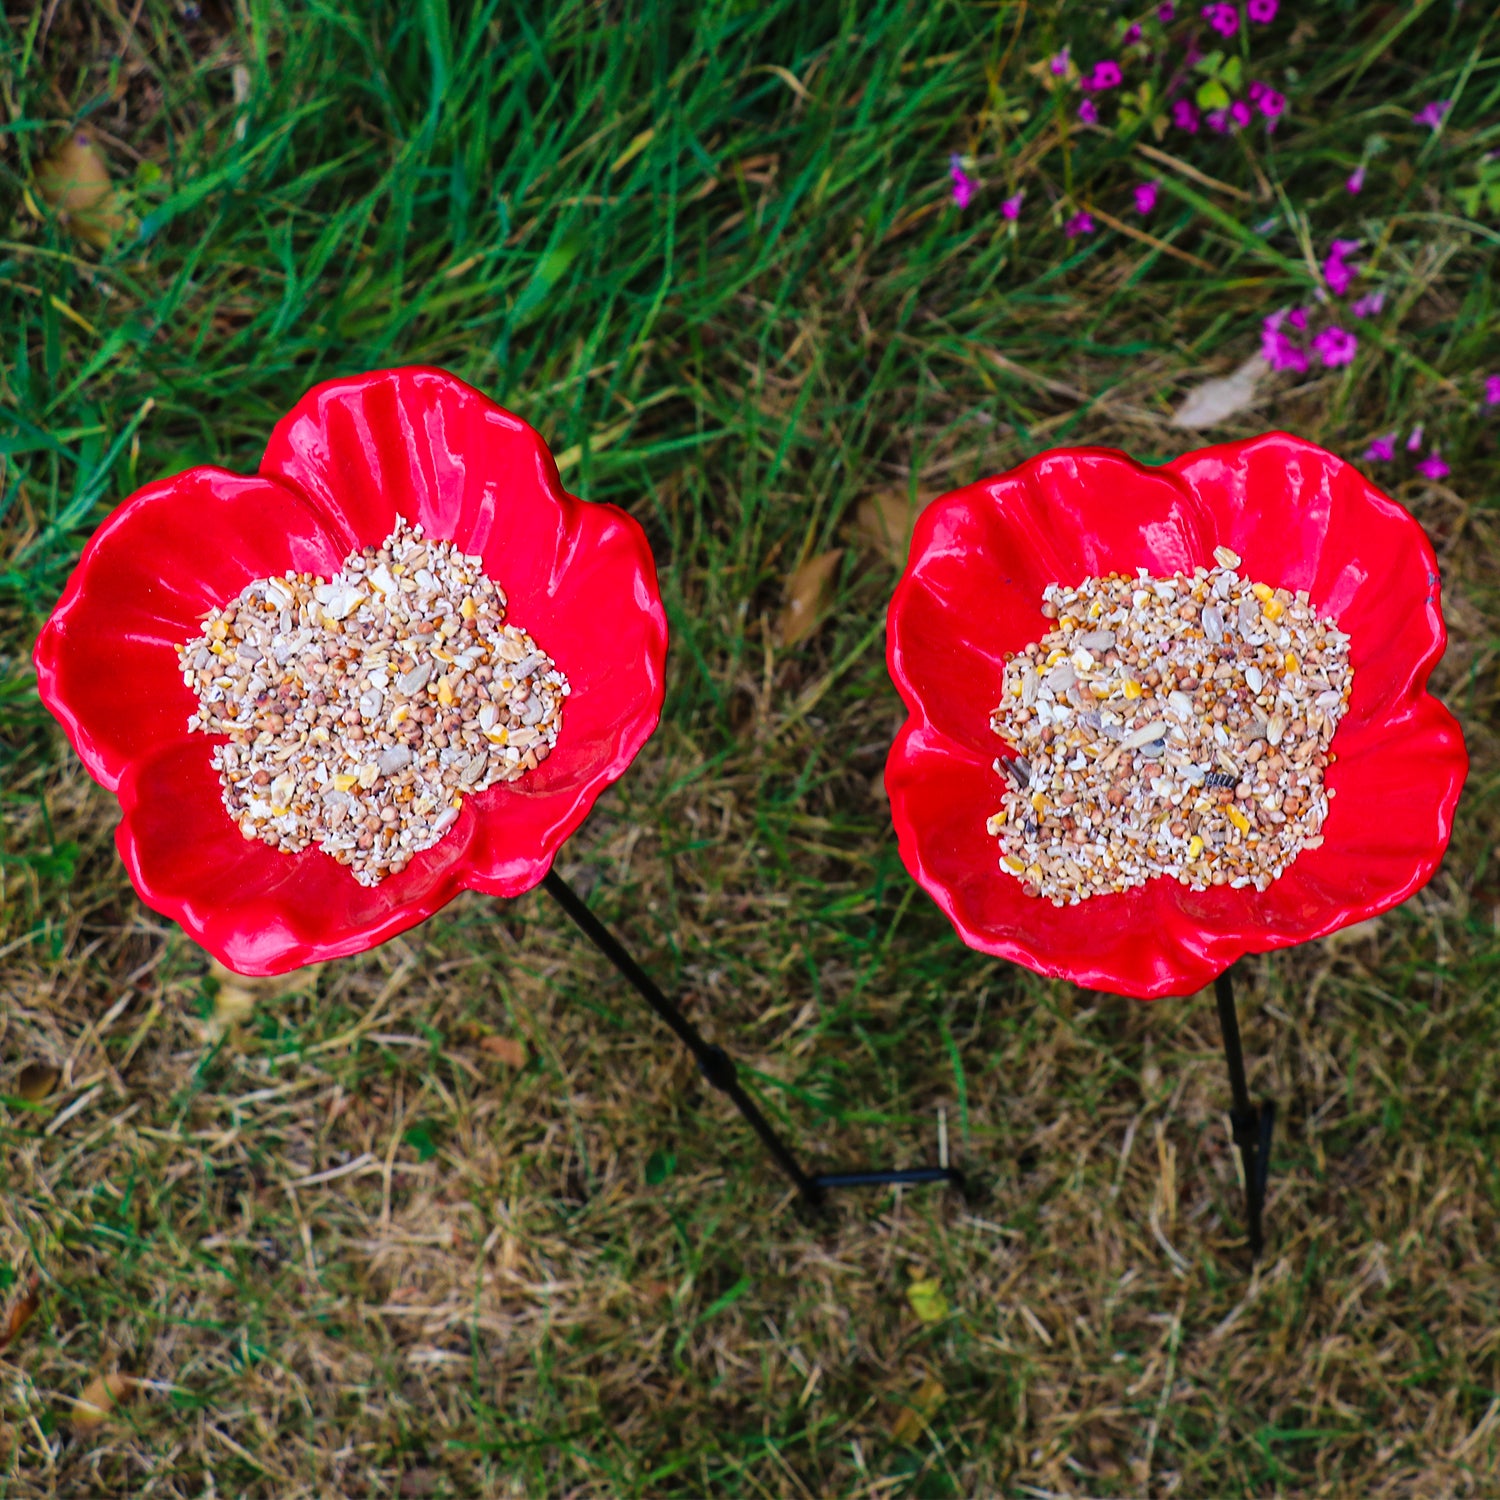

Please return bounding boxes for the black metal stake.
[541,869,964,1207]
[1213,966,1275,1259]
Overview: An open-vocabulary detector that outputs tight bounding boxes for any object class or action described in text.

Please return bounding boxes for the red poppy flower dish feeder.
[885,433,1467,1003]
[34,366,668,976]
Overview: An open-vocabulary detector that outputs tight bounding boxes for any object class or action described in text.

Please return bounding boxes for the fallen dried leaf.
[71,1372,135,1434]
[478,1035,527,1068]
[776,549,843,647]
[34,134,127,250]
[890,1375,947,1445]
[905,1276,950,1324]
[1170,354,1268,429]
[14,1063,60,1102]
[854,489,933,567]
[0,1274,41,1353]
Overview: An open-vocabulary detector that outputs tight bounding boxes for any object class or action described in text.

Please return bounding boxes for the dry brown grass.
[4,1,1500,1494]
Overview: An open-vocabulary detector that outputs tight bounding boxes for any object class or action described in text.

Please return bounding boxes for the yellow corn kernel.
[1088,599,1104,618]
[1263,598,1285,621]
[1058,616,1077,632]
[1025,864,1045,882]
[1002,854,1026,873]
[209,619,229,640]
[1122,679,1143,699]
[1045,648,1067,666]
[1251,582,1273,602]
[1031,791,1047,812]
[437,677,455,706]
[451,792,463,808]
[460,596,477,619]
[388,705,409,727]
[483,727,509,745]
[1187,835,1204,861]
[1227,805,1250,834]
[333,773,358,792]
[432,647,455,663]
[1284,651,1298,673]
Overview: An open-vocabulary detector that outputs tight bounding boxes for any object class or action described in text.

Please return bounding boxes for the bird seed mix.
[177,516,569,885]
[987,547,1353,903]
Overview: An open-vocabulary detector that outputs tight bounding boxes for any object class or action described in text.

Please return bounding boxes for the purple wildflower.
[1248,80,1267,103]
[949,155,977,209]
[1001,192,1025,221]
[1323,257,1356,297]
[1065,211,1096,238]
[1050,47,1071,76]
[1313,326,1358,367]
[1203,3,1239,37]
[1158,2,1176,18]
[1485,374,1500,405]
[1407,425,1424,452]
[1413,100,1451,130]
[1247,0,1278,20]
[1257,88,1286,121]
[1351,290,1384,319]
[1416,451,1450,481]
[1124,23,1143,44]
[1347,164,1366,194]
[1134,181,1160,215]
[1090,59,1123,90]
[1206,108,1231,134]
[1230,100,1253,130]
[1078,99,1100,125]
[1364,434,1396,463]
[1171,99,1200,133]
[1287,308,1308,331]
[1261,310,1308,373]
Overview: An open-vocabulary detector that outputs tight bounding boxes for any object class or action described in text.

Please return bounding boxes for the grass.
[2,0,1499,1494]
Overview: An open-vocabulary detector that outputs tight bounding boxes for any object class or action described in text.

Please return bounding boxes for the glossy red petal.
[462,500,668,896]
[1237,692,1466,944]
[260,364,668,903]
[1169,433,1448,728]
[260,365,558,555]
[886,450,1212,757]
[117,737,478,975]
[885,724,1237,995]
[33,469,345,792]
[886,439,1467,1000]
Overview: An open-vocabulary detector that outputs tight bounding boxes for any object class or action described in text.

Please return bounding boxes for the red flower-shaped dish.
[885,433,1466,1000]
[34,367,668,976]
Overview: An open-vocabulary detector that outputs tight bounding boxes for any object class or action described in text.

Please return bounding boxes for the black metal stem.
[1213,967,1275,1259]
[541,869,963,1206]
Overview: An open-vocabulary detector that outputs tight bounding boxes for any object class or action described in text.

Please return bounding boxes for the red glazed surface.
[885,433,1467,1000]
[34,367,668,976]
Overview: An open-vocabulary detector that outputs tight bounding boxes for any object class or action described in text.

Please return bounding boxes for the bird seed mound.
[987,547,1353,903]
[177,516,570,885]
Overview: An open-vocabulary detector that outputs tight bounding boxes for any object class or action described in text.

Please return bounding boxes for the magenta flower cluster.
[1323,239,1361,297]
[1202,3,1238,36]
[1261,307,1359,373]
[1363,428,1450,481]
[1203,0,1277,30]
